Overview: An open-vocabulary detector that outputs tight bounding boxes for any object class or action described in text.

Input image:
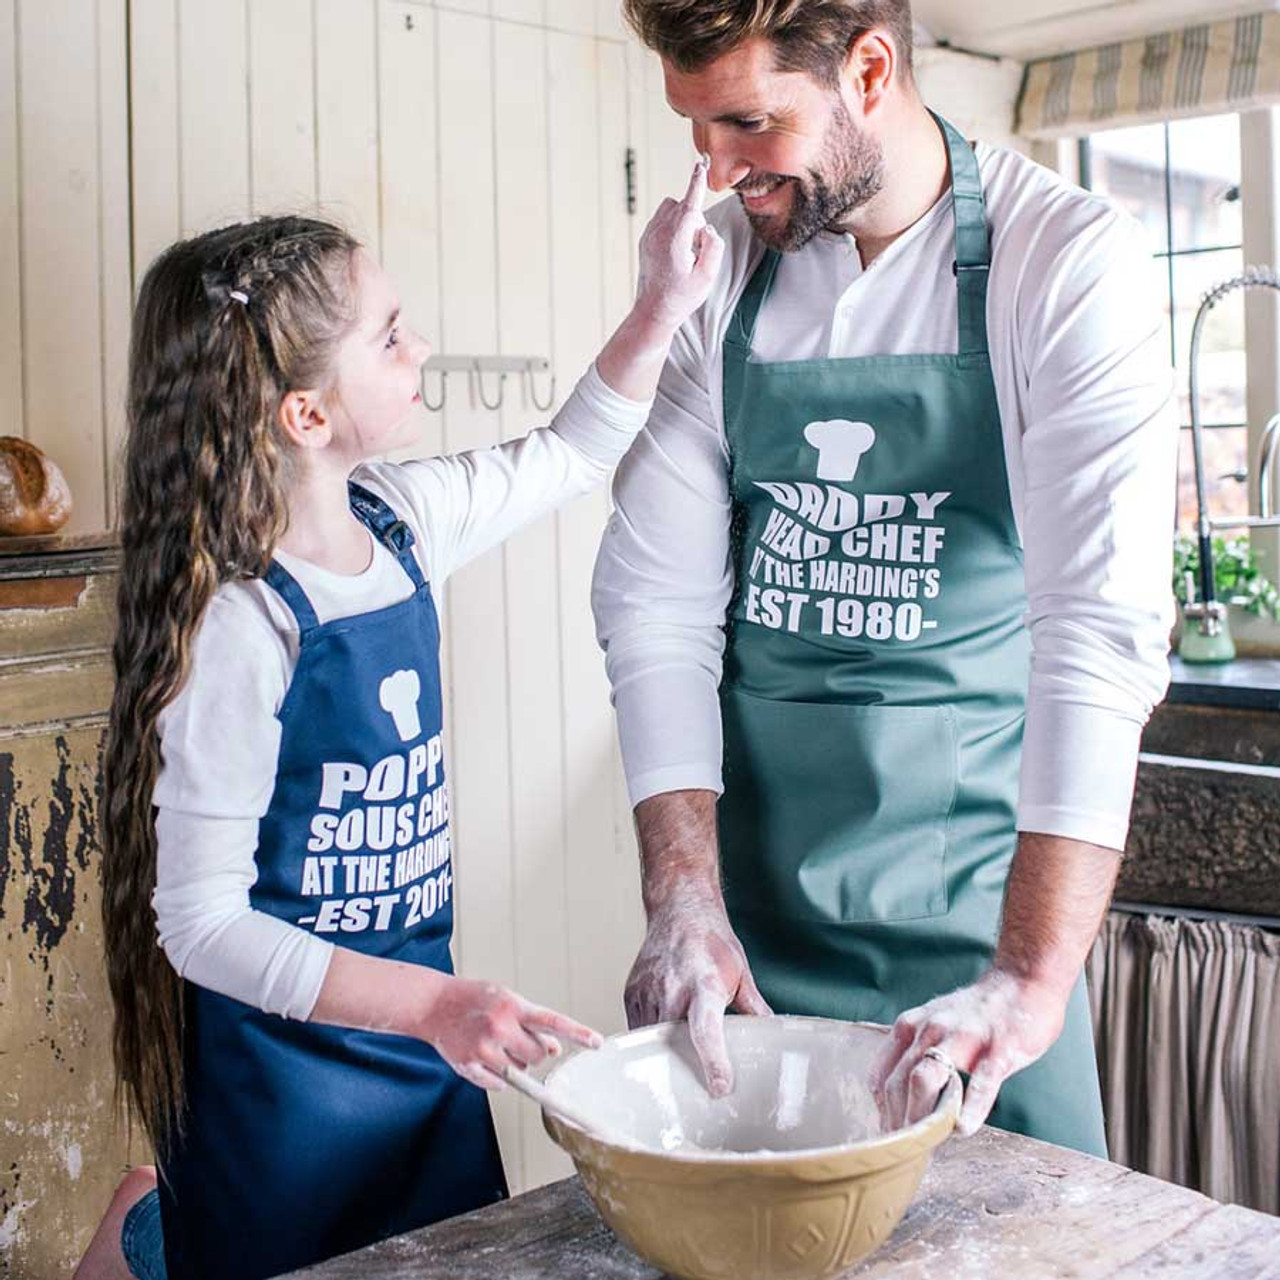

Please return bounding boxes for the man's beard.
[740,99,884,252]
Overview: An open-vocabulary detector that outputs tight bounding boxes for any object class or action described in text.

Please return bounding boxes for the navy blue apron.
[158,482,507,1280]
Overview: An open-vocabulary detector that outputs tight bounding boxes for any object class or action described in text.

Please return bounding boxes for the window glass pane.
[1172,247,1246,426]
[1166,113,1242,252]
[1085,122,1169,252]
[1177,425,1248,534]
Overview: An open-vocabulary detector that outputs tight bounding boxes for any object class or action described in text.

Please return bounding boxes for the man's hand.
[625,789,771,1098]
[870,829,1121,1136]
[868,968,1067,1135]
[625,888,771,1097]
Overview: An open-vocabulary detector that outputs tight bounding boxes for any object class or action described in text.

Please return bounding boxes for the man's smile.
[738,175,790,209]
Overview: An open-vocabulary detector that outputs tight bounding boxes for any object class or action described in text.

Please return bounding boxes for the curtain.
[1017,11,1280,138]
[1087,911,1280,1214]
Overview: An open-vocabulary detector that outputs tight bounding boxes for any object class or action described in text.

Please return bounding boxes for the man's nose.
[692,126,748,193]
[707,152,750,193]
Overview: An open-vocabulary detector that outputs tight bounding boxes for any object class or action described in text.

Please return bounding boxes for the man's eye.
[737,118,767,132]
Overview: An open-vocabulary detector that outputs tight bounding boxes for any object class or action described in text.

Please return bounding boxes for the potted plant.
[1173,533,1280,656]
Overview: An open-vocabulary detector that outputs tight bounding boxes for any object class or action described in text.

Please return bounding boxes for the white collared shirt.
[592,140,1177,851]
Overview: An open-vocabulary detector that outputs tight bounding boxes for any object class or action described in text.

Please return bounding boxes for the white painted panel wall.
[9,0,130,534]
[97,0,131,526]
[0,0,21,445]
[178,1,251,233]
[248,0,319,216]
[492,15,570,1189]
[915,47,1025,150]
[129,0,181,278]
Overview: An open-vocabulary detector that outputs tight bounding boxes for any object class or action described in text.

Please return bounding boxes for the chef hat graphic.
[803,419,876,482]
[379,669,422,742]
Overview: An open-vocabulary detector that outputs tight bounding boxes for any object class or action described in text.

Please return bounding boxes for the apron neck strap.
[932,111,991,358]
[347,481,427,590]
[264,560,320,633]
[725,112,992,359]
[727,245,783,352]
[264,484,427,633]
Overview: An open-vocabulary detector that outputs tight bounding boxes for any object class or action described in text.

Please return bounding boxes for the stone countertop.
[282,1127,1280,1279]
[1168,655,1280,711]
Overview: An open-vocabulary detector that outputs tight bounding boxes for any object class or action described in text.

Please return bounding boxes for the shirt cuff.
[1016,803,1132,854]
[1016,697,1144,851]
[552,362,654,470]
[627,762,724,809]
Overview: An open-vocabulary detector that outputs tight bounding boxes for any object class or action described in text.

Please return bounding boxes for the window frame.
[1078,121,1245,434]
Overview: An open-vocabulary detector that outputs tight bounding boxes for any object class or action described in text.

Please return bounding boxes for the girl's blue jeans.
[122,1188,167,1280]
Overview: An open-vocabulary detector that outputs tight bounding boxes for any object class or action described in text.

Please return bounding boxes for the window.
[1079,114,1245,533]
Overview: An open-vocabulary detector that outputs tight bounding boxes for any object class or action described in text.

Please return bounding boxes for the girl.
[77,162,721,1280]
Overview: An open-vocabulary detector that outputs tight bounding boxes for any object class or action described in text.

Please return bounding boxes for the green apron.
[717,115,1107,1157]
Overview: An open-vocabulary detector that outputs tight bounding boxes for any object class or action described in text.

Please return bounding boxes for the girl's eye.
[386,326,400,349]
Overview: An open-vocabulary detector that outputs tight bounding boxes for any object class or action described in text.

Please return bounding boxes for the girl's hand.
[595,159,724,402]
[419,975,604,1091]
[633,157,724,333]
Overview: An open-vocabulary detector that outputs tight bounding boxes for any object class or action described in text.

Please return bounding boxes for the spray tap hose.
[1188,266,1280,613]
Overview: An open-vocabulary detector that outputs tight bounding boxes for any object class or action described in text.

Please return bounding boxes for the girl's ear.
[277,389,330,450]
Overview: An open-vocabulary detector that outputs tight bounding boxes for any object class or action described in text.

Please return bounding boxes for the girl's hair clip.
[228,289,250,306]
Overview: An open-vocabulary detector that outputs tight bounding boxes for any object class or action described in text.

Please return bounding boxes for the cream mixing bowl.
[540,1016,961,1280]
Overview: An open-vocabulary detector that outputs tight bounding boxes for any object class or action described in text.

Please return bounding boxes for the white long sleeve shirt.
[592,141,1177,851]
[152,365,653,1020]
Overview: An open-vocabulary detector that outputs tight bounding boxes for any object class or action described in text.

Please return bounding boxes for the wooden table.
[284,1127,1280,1278]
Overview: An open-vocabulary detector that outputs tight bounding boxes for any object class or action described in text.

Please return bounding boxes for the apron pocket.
[719,688,957,926]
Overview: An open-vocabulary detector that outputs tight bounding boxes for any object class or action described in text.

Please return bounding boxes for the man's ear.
[277,389,330,451]
[841,29,897,117]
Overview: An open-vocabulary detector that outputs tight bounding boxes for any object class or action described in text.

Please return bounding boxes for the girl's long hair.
[102,215,360,1153]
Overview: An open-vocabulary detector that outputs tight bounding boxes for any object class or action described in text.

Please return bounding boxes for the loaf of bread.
[0,437,73,536]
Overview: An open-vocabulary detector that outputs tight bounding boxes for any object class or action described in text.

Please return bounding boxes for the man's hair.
[622,0,914,86]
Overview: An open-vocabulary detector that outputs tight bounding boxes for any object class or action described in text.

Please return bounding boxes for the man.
[591,0,1176,1154]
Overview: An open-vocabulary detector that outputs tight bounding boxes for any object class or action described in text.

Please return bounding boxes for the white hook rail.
[419,355,557,414]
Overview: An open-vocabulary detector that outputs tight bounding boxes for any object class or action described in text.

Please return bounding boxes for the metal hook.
[474,361,505,411]
[421,368,446,412]
[527,365,557,413]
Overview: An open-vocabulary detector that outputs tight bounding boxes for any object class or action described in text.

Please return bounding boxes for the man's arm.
[623,791,770,1096]
[871,205,1177,1131]
[995,832,1121,1009]
[872,831,1121,1133]
[592,226,772,1092]
[591,315,735,805]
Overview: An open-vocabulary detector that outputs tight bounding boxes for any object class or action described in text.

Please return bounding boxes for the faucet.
[1257,412,1280,519]
[1185,266,1280,638]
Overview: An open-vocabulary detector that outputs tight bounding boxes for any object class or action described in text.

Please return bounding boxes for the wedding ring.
[922,1045,960,1077]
